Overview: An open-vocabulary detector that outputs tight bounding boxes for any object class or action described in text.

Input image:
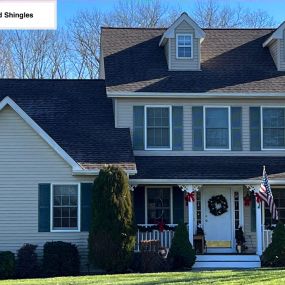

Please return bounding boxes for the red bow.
[185,192,195,206]
[157,221,165,232]
[244,195,251,206]
[255,193,262,204]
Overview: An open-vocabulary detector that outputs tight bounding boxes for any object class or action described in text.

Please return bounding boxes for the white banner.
[0,0,57,29]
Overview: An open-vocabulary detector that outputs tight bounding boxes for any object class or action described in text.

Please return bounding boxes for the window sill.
[50,229,80,233]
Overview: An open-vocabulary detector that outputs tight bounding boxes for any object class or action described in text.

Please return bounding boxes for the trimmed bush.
[88,165,136,273]
[42,241,80,277]
[16,244,39,278]
[262,221,285,267]
[0,251,15,279]
[168,223,196,269]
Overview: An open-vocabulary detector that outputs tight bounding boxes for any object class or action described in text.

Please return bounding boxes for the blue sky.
[57,0,285,27]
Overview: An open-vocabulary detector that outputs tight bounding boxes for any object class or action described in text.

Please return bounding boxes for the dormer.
[159,12,205,71]
[263,21,285,71]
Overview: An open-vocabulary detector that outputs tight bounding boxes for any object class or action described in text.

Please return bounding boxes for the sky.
[57,0,285,27]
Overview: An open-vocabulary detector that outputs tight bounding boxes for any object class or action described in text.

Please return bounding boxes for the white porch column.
[179,184,202,245]
[246,184,263,255]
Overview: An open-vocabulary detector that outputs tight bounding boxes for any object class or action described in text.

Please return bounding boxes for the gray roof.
[102,27,285,93]
[0,79,135,169]
[133,156,285,180]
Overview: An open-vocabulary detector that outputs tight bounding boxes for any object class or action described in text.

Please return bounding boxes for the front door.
[203,187,234,253]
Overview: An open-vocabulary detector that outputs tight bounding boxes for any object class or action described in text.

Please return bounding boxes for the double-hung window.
[145,106,172,150]
[176,34,192,59]
[265,188,285,225]
[262,107,285,149]
[146,187,172,224]
[204,107,230,150]
[51,184,80,232]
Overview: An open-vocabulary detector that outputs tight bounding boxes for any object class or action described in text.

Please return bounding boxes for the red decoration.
[244,194,251,206]
[255,193,262,204]
[157,221,165,232]
[185,192,195,206]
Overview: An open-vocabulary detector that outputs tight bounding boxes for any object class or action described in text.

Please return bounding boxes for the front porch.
[132,183,274,268]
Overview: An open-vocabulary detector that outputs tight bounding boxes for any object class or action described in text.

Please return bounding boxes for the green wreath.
[208,195,228,216]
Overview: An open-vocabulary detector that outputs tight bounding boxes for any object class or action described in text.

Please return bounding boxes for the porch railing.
[263,227,273,252]
[135,224,177,252]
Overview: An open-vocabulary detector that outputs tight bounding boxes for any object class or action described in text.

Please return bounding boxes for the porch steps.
[193,255,261,269]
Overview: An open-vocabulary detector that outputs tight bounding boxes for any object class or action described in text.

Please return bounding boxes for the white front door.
[203,187,234,253]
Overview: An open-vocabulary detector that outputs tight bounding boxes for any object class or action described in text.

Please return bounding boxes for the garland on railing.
[137,223,177,232]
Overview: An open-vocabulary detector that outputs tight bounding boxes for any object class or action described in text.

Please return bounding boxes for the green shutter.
[192,106,204,150]
[172,106,183,150]
[133,186,145,224]
[251,192,256,232]
[231,107,242,151]
[133,106,145,150]
[173,186,184,224]
[38,184,51,232]
[250,107,261,151]
[81,182,93,232]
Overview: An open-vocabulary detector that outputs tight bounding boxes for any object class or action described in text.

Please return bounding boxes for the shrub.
[42,241,80,277]
[0,251,15,279]
[88,166,136,273]
[168,223,196,269]
[262,221,285,267]
[140,252,170,273]
[16,244,39,278]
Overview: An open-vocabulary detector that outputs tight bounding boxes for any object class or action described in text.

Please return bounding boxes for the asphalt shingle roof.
[102,27,285,93]
[0,79,135,168]
[134,156,285,180]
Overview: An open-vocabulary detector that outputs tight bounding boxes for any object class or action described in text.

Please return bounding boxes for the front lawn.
[0,269,285,285]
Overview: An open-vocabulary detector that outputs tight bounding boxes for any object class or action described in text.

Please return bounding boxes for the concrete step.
[193,255,261,269]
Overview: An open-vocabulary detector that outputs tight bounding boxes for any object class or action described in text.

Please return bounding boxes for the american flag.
[259,166,278,220]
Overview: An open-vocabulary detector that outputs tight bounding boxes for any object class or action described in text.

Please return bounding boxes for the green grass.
[0,269,285,285]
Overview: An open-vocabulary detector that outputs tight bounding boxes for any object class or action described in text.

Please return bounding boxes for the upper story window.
[145,106,172,150]
[176,34,193,59]
[204,107,230,150]
[146,187,172,224]
[262,107,285,149]
[51,184,80,232]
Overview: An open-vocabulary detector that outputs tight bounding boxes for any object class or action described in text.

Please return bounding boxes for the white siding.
[269,40,279,69]
[280,30,285,70]
[169,20,200,70]
[116,97,285,156]
[0,106,95,271]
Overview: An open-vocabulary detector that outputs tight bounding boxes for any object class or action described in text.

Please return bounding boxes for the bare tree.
[68,9,102,79]
[105,0,179,28]
[192,0,276,28]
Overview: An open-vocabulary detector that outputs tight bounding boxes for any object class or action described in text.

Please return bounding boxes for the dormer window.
[176,34,193,59]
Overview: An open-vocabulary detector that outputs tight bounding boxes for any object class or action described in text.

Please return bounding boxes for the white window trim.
[261,106,285,151]
[144,105,172,151]
[176,33,193,59]
[50,183,81,233]
[144,186,173,224]
[203,106,231,151]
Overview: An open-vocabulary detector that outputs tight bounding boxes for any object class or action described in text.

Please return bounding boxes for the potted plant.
[235,226,246,254]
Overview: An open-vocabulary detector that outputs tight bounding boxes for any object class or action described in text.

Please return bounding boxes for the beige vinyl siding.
[0,106,95,271]
[269,40,279,69]
[280,30,285,70]
[116,97,285,156]
[169,20,200,70]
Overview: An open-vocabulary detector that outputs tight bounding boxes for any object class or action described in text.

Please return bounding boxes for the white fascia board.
[0,96,82,171]
[159,12,205,47]
[73,169,137,176]
[130,179,285,185]
[107,91,285,99]
[263,22,285,47]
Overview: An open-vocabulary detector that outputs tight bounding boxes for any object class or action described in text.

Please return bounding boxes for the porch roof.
[133,156,285,181]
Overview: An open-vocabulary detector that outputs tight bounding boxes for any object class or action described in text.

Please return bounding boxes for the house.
[100,13,285,268]
[0,12,285,271]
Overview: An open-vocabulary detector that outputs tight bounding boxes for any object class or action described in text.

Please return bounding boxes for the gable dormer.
[159,12,205,71]
[263,21,285,71]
